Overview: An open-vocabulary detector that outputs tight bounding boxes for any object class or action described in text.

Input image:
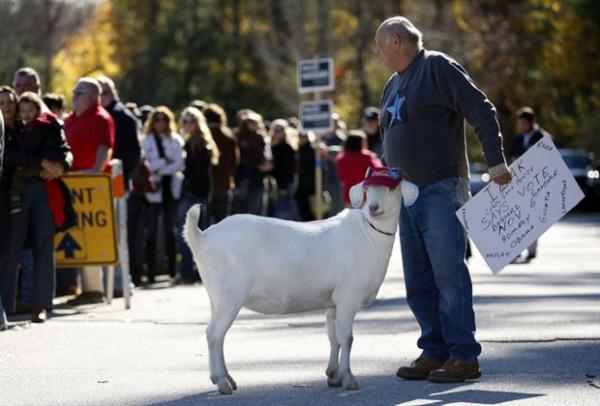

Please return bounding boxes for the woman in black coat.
[176,107,219,283]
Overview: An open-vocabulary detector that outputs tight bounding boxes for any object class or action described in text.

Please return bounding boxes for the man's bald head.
[376,16,423,50]
[13,67,42,96]
[72,77,101,115]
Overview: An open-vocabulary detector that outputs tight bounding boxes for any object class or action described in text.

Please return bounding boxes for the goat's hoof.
[217,378,233,395]
[343,374,360,391]
[328,377,343,388]
[325,367,338,379]
[226,374,238,390]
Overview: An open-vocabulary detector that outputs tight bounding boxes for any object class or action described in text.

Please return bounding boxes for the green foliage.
[8,0,596,159]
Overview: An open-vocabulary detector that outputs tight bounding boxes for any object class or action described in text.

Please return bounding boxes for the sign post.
[456,136,585,273]
[298,57,335,220]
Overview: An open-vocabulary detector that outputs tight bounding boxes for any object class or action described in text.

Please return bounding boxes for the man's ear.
[349,181,366,208]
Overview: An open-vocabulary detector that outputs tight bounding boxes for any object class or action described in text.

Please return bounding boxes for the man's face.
[518,118,533,134]
[374,29,399,70]
[72,84,97,114]
[19,102,39,124]
[363,118,379,135]
[14,74,40,96]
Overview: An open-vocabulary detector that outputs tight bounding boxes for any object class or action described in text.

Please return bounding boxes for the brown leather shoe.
[396,357,444,380]
[428,359,481,383]
[31,306,47,323]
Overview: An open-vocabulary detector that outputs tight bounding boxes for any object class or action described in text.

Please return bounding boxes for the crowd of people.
[0,66,385,325]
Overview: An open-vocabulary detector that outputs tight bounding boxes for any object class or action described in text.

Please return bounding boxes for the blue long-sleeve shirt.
[379,49,507,187]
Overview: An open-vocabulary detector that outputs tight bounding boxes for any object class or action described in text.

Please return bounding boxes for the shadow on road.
[149,377,543,405]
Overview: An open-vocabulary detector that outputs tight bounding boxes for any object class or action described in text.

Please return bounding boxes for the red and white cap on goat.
[349,166,419,208]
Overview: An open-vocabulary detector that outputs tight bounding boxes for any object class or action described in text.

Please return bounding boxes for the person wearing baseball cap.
[361,107,382,157]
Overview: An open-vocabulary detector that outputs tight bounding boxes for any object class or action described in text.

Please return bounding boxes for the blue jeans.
[177,193,206,282]
[400,177,481,362]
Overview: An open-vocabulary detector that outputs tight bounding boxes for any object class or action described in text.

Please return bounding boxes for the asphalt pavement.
[1,212,599,406]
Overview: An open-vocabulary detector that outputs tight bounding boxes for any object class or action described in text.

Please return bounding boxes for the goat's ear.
[349,181,366,208]
[400,180,419,206]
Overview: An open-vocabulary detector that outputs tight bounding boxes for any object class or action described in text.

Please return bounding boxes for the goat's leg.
[325,308,341,387]
[334,306,359,390]
[206,304,241,395]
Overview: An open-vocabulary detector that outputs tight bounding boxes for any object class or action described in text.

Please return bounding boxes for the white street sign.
[457,135,585,273]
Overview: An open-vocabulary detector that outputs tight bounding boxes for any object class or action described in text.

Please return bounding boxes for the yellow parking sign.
[54,174,118,266]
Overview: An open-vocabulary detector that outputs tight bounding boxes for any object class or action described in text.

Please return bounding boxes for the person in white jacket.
[141,106,184,282]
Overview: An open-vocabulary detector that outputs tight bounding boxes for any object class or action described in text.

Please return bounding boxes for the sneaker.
[396,357,444,380]
[428,359,481,383]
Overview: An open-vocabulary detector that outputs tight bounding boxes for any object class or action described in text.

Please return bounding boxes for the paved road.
[1,212,599,405]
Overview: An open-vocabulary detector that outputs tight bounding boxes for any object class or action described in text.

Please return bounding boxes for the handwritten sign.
[457,136,584,273]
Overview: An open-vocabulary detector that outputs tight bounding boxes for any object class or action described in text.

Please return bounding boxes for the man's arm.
[434,56,510,184]
[90,145,112,174]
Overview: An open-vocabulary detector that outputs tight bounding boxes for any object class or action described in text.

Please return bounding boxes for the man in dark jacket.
[98,76,141,290]
[509,107,549,161]
[98,76,141,187]
[509,106,551,260]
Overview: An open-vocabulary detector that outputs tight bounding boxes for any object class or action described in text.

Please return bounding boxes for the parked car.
[559,148,599,209]
[469,162,490,195]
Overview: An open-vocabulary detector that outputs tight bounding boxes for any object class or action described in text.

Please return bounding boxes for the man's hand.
[41,159,64,178]
[493,172,512,185]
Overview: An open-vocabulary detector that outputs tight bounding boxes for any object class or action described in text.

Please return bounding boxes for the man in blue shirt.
[375,16,511,383]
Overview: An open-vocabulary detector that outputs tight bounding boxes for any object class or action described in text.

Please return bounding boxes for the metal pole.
[314,91,323,220]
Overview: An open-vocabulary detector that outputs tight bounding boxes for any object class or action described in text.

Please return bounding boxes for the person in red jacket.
[335,130,383,207]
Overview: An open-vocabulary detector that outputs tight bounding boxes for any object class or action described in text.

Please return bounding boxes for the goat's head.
[349,167,419,223]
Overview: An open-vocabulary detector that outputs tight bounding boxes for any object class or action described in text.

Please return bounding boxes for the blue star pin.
[386,94,405,123]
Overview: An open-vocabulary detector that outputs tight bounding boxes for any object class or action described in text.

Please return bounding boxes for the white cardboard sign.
[456,135,585,273]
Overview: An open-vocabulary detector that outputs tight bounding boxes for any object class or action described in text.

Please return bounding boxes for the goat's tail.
[183,204,203,251]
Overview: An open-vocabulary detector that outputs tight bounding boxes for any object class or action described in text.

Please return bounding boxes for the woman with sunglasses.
[176,107,219,283]
[141,106,184,282]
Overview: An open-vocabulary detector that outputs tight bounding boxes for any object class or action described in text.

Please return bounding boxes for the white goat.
[183,176,418,394]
